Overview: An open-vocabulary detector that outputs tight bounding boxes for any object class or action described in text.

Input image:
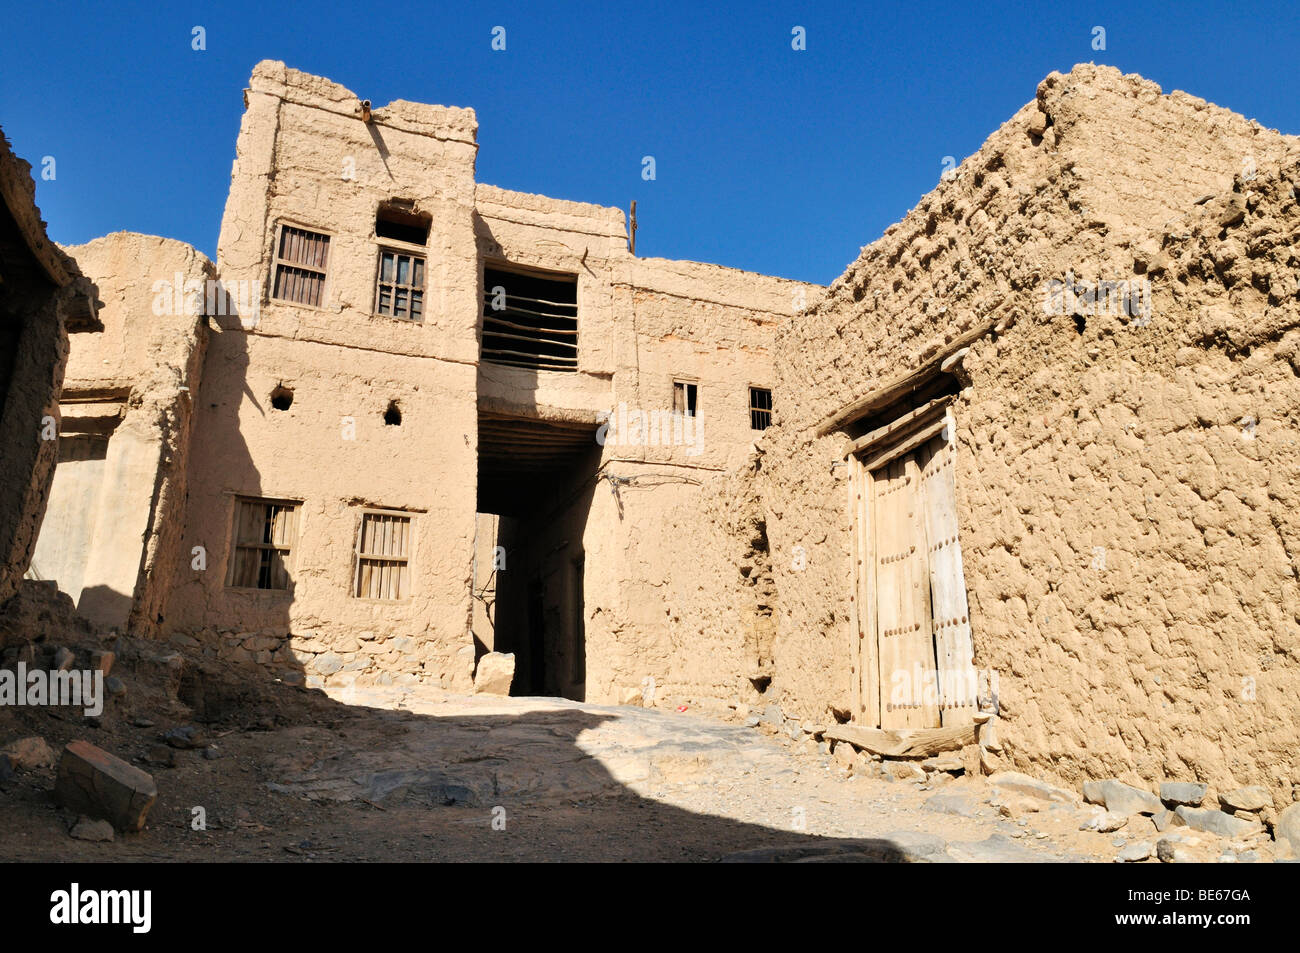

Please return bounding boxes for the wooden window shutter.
[272,225,330,307]
[354,511,412,600]
[228,498,298,590]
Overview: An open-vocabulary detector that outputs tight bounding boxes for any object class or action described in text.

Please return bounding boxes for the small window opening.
[375,202,431,245]
[749,387,773,430]
[673,380,698,417]
[375,249,425,322]
[1073,314,1086,334]
[384,401,402,426]
[270,385,294,411]
[228,498,299,590]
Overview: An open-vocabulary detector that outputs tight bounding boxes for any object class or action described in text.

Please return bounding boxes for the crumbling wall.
[765,63,1300,801]
[42,233,212,636]
[617,454,778,714]
[578,258,816,708]
[0,132,91,617]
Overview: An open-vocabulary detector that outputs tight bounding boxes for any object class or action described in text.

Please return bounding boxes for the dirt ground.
[0,642,1279,863]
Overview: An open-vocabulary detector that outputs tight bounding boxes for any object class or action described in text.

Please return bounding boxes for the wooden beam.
[814,319,995,436]
[842,395,952,459]
[823,722,976,758]
[856,416,947,472]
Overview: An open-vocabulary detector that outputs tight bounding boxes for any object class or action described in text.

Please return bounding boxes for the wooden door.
[872,449,940,729]
[917,435,979,725]
[848,409,977,730]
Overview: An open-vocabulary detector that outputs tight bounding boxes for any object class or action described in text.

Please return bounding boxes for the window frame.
[373,245,428,323]
[749,385,773,431]
[480,263,581,372]
[225,495,302,592]
[352,507,416,602]
[672,379,699,417]
[374,202,432,246]
[270,221,332,310]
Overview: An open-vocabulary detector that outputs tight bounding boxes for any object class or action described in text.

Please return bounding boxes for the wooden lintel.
[856,416,948,472]
[814,319,996,436]
[842,394,952,460]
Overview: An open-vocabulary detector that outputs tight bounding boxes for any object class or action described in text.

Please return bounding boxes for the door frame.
[847,398,953,728]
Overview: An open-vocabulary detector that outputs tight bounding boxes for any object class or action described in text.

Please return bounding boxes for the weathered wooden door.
[916,435,978,726]
[871,447,940,729]
[848,414,978,729]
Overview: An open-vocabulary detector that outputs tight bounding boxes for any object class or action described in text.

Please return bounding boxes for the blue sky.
[3,1,1298,285]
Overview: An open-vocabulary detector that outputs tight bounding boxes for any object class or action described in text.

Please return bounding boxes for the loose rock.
[144,745,175,768]
[991,770,1076,803]
[923,755,964,774]
[1,736,57,771]
[1080,809,1129,833]
[1273,803,1300,854]
[161,725,208,749]
[1218,786,1269,813]
[473,652,515,696]
[91,650,115,675]
[1173,805,1265,839]
[55,741,157,832]
[886,760,926,782]
[1083,779,1162,816]
[1159,781,1206,806]
[1152,809,1186,832]
[1116,841,1152,863]
[70,816,115,842]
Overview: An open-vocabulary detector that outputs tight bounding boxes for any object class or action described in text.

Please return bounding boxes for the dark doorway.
[526,579,546,694]
[475,412,598,700]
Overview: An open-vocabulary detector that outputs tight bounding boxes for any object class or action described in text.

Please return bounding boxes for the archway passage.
[475,412,598,700]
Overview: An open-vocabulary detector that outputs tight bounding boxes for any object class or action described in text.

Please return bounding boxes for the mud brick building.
[16,61,1300,803]
[32,62,812,706]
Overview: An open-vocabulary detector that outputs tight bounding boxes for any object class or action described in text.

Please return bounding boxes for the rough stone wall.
[761,63,1300,802]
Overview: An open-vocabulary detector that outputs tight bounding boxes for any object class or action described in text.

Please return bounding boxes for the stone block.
[55,741,157,832]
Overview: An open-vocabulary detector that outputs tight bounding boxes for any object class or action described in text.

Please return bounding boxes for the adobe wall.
[166,61,483,690]
[472,178,817,705]
[36,232,211,635]
[762,63,1300,803]
[0,133,89,617]
[579,258,815,708]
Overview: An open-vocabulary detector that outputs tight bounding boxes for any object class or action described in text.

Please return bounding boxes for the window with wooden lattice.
[481,267,578,371]
[374,250,425,322]
[227,498,299,590]
[354,510,413,601]
[271,224,330,307]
